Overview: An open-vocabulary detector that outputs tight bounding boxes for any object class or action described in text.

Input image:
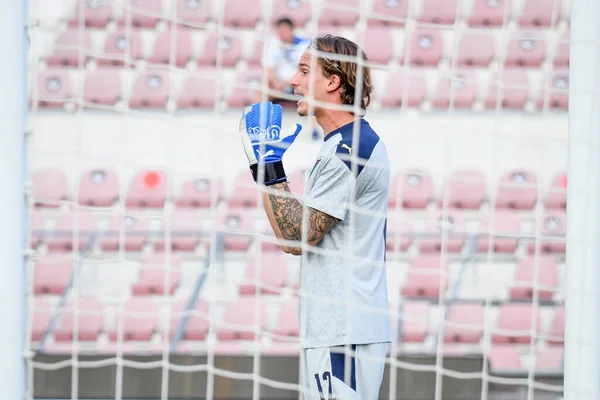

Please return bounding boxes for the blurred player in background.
[239,35,391,399]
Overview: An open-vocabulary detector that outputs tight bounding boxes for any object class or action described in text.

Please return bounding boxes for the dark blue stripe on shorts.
[330,344,356,391]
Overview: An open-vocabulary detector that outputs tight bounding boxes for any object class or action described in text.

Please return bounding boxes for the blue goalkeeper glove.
[239,102,302,186]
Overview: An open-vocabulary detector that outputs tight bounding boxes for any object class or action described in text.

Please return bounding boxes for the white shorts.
[300,342,388,400]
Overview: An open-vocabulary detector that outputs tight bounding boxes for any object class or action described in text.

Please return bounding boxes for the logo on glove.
[247,126,281,141]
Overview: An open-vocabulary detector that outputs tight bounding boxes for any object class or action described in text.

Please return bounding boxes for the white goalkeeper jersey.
[299,118,392,349]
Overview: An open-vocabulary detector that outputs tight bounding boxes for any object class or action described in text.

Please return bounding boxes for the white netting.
[26,0,572,399]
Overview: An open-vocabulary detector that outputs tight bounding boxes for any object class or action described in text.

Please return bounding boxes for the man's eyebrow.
[298,62,310,69]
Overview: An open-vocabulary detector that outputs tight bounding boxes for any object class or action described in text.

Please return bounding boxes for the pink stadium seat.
[128,70,171,109]
[246,38,264,67]
[492,303,540,344]
[440,169,486,209]
[527,210,566,254]
[379,70,427,108]
[401,255,449,298]
[176,71,220,109]
[369,0,409,26]
[444,303,485,343]
[287,169,307,197]
[509,255,558,301]
[125,170,168,208]
[97,29,143,66]
[419,211,466,253]
[47,29,92,67]
[175,0,212,28]
[495,169,538,209]
[32,168,69,207]
[197,30,242,67]
[548,305,564,345]
[170,299,210,340]
[120,0,163,28]
[390,170,434,209]
[272,0,311,27]
[431,70,478,109]
[176,177,223,208]
[109,297,160,341]
[239,252,288,295]
[217,297,267,340]
[485,69,530,110]
[154,210,204,251]
[476,211,521,253]
[227,170,260,207]
[83,69,122,108]
[148,29,193,67]
[505,31,546,67]
[216,208,254,251]
[48,210,97,252]
[419,0,459,24]
[488,346,523,371]
[554,32,569,67]
[457,31,495,66]
[34,255,73,295]
[30,210,45,249]
[224,0,261,28]
[401,302,430,342]
[54,297,104,341]
[35,70,72,109]
[385,215,412,253]
[518,0,562,27]
[69,0,114,27]
[364,27,394,65]
[31,298,52,341]
[227,68,265,107]
[318,0,360,27]
[468,0,511,26]
[101,213,150,251]
[536,347,563,372]
[544,171,567,210]
[272,298,299,341]
[403,28,444,66]
[78,168,120,207]
[132,253,182,295]
[537,68,569,110]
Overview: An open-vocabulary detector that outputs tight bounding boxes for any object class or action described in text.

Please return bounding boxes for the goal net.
[25,0,573,399]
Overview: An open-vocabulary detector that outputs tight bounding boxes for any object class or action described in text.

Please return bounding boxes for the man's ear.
[327,74,342,94]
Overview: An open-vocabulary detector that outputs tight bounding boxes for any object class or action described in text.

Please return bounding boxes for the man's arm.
[261,182,339,255]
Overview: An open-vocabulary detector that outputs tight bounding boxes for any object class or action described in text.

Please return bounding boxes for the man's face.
[276,23,294,44]
[290,50,331,117]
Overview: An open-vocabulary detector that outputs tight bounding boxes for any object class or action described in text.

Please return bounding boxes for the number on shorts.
[314,371,332,396]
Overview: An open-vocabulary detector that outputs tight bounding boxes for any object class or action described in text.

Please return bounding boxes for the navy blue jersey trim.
[330,344,356,391]
[330,119,380,178]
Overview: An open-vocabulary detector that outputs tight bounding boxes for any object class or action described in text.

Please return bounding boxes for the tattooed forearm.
[306,207,338,244]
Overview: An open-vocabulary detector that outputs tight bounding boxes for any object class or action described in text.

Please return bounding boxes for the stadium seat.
[101,213,151,252]
[54,297,104,341]
[83,70,122,108]
[125,170,168,208]
[224,0,261,27]
[318,0,360,27]
[444,303,485,343]
[544,171,567,210]
[468,0,511,26]
[33,255,73,295]
[400,302,430,342]
[536,68,569,110]
[132,254,182,295]
[148,29,193,67]
[554,32,569,67]
[175,0,212,28]
[488,346,523,371]
[217,297,267,340]
[272,0,311,27]
[245,37,264,68]
[109,297,160,341]
[31,298,52,341]
[272,298,299,341]
[170,299,211,340]
[492,303,541,344]
[175,176,223,207]
[48,210,97,252]
[32,168,69,207]
[47,29,92,67]
[403,27,444,66]
[527,210,566,254]
[120,0,163,28]
[484,69,530,110]
[431,70,478,110]
[418,0,459,24]
[97,29,143,66]
[197,29,243,67]
[239,252,288,295]
[379,70,427,109]
[69,0,113,27]
[215,208,254,251]
[456,31,495,66]
[154,210,204,251]
[419,211,466,253]
[536,347,563,372]
[389,170,434,209]
[440,169,486,209]
[34,70,73,109]
[128,70,171,109]
[363,27,394,65]
[509,255,558,301]
[176,71,220,109]
[505,31,546,67]
[518,0,563,27]
[226,68,266,108]
[401,255,449,298]
[369,0,409,26]
[385,214,412,253]
[78,168,120,207]
[548,305,564,345]
[495,169,538,209]
[476,210,521,253]
[227,170,260,207]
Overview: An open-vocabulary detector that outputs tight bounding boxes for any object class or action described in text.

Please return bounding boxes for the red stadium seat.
[101,213,151,252]
[518,0,563,27]
[403,28,443,66]
[226,68,265,107]
[175,0,212,28]
[495,169,538,209]
[509,255,558,300]
[239,252,288,295]
[54,297,104,341]
[431,70,478,110]
[224,0,261,28]
[176,71,220,109]
[33,255,73,295]
[47,29,92,67]
[216,208,254,251]
[505,31,546,67]
[488,346,523,371]
[468,0,511,26]
[272,298,299,341]
[83,69,122,108]
[109,297,160,341]
[154,210,204,251]
[31,298,52,341]
[69,0,114,27]
[440,169,486,209]
[536,347,563,372]
[272,0,311,27]
[34,70,73,109]
[548,305,564,345]
[554,32,569,67]
[492,303,541,344]
[370,0,409,26]
[379,70,427,109]
[132,253,182,295]
[125,170,168,208]
[128,70,171,109]
[217,297,267,340]
[197,29,243,67]
[170,299,211,340]
[364,27,394,65]
[419,211,466,253]
[527,210,566,254]
[385,214,412,253]
[544,171,567,210]
[418,0,459,24]
[457,31,495,66]
[97,29,143,66]
[476,211,521,253]
[78,168,120,207]
[536,68,569,110]
[175,176,223,207]
[318,0,360,27]
[485,69,530,110]
[120,0,163,28]
[444,303,485,343]
[401,255,449,298]
[400,302,430,342]
[390,170,434,209]
[48,210,97,252]
[148,29,193,67]
[227,170,260,207]
[32,168,69,207]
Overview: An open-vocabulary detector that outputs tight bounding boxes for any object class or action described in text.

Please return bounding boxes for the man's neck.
[317,111,356,140]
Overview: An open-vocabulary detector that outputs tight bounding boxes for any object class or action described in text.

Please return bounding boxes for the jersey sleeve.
[304,156,355,221]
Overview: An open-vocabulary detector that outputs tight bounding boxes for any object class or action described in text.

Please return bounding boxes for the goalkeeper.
[239,35,390,400]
